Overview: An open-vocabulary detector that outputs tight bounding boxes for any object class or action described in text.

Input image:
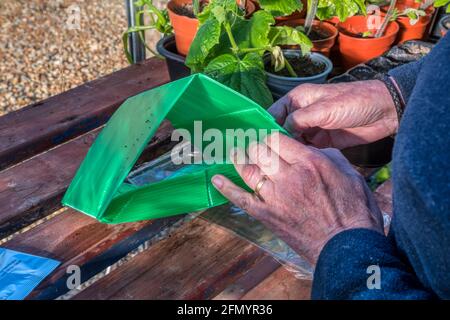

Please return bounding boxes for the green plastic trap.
[62,74,286,223]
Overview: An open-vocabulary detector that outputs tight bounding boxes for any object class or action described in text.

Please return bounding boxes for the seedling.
[186,0,313,107]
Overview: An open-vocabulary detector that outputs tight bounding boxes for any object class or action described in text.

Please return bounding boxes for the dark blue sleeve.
[311,229,435,300]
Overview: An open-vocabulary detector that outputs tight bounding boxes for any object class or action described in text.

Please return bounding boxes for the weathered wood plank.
[71,219,274,300]
[0,58,169,170]
[4,207,184,299]
[240,267,312,300]
[213,255,281,300]
[0,121,173,238]
[69,178,392,300]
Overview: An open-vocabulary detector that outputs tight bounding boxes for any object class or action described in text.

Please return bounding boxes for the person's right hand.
[268,80,399,149]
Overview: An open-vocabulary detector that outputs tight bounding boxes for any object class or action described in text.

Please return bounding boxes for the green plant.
[314,0,367,22]
[185,0,312,107]
[369,163,391,190]
[433,0,450,12]
[122,0,173,63]
[391,7,426,24]
[258,0,304,16]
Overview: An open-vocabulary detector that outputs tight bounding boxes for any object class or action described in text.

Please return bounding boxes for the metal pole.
[125,0,146,63]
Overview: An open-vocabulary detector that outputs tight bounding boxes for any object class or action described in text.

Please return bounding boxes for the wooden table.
[0,58,393,300]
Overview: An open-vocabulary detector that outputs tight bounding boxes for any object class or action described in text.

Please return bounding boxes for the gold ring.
[254,175,268,201]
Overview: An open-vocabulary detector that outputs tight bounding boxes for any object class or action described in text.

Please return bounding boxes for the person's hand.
[211,132,384,266]
[268,80,398,149]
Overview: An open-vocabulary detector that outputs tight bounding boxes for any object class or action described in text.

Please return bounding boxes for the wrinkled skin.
[268,80,398,149]
[212,81,397,266]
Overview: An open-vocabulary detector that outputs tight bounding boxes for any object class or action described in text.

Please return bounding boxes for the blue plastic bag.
[0,248,60,300]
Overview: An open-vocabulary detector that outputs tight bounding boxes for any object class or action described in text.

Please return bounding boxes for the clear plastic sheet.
[126,144,313,279]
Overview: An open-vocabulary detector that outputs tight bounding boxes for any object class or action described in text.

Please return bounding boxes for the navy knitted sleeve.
[311,229,435,300]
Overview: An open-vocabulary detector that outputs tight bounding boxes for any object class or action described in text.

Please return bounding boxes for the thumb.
[267,95,289,125]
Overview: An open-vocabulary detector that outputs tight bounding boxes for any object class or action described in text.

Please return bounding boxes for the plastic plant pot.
[265,51,333,99]
[337,15,399,70]
[439,15,450,37]
[381,4,434,44]
[276,19,338,57]
[167,0,199,56]
[156,36,191,81]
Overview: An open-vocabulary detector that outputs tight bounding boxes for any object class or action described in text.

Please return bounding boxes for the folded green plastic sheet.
[62,74,287,223]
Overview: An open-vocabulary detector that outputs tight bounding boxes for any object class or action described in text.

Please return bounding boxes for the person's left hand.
[211,132,384,266]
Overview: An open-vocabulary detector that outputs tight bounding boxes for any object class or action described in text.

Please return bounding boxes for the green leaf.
[206,10,274,59]
[435,0,450,7]
[212,5,226,23]
[232,10,275,49]
[186,18,222,72]
[335,0,354,22]
[204,53,273,108]
[197,0,239,24]
[258,0,302,17]
[316,0,364,21]
[354,0,367,15]
[316,6,337,21]
[270,46,286,72]
[269,26,313,55]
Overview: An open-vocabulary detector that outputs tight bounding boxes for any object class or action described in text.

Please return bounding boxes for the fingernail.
[212,175,224,189]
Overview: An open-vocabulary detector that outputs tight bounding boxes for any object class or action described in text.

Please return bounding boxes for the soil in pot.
[308,27,332,40]
[170,1,207,18]
[338,15,399,70]
[265,51,333,99]
[266,55,327,78]
[277,19,338,57]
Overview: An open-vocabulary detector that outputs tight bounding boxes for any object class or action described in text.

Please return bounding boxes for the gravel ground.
[0,0,164,116]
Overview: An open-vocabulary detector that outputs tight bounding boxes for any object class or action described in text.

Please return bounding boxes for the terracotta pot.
[167,0,199,56]
[277,19,338,56]
[381,4,434,44]
[396,0,422,9]
[167,0,259,56]
[325,16,341,25]
[394,15,431,43]
[243,0,257,18]
[338,15,399,69]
